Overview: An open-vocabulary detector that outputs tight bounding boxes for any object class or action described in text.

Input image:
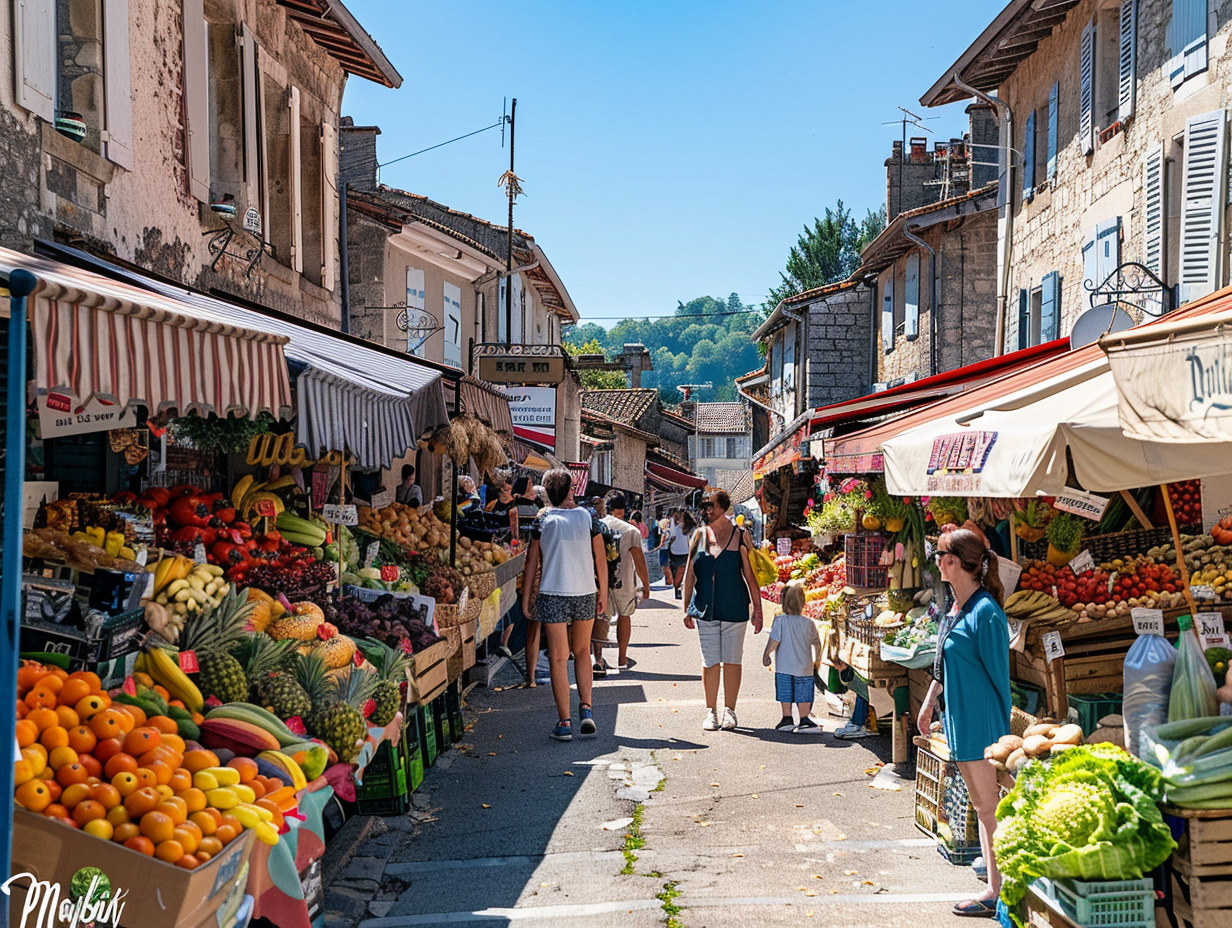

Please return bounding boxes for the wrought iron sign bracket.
[1085,261,1174,317]
[203,222,270,278]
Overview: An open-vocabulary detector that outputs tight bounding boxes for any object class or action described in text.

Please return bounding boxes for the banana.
[153,558,175,594]
[188,575,206,592]
[254,821,281,845]
[167,578,190,597]
[206,788,240,810]
[231,805,261,829]
[204,766,241,787]
[199,564,224,577]
[194,770,220,791]
[264,475,298,492]
[145,647,204,713]
[231,474,257,510]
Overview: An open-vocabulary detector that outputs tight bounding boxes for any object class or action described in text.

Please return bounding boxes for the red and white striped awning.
[2,248,291,418]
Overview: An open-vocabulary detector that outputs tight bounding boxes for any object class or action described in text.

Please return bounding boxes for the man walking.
[595,492,650,673]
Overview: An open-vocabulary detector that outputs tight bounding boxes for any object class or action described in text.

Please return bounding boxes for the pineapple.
[298,656,376,764]
[179,588,255,703]
[359,638,410,726]
[268,602,324,641]
[237,635,312,720]
[312,624,357,670]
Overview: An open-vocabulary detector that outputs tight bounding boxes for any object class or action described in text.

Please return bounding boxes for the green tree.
[766,200,887,307]
[564,339,628,390]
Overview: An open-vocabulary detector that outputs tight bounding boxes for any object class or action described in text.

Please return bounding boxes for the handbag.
[749,542,778,588]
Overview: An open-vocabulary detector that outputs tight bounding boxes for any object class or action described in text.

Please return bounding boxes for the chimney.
[339,117,381,192]
[620,343,653,388]
[885,136,939,220]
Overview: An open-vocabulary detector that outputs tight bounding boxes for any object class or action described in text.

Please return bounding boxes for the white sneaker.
[835,722,872,739]
[702,709,719,731]
[720,707,738,731]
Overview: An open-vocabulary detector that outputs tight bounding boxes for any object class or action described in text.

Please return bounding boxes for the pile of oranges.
[15,660,295,869]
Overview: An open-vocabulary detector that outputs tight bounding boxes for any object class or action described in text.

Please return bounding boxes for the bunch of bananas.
[1004,589,1073,623]
[230,474,298,521]
[150,556,231,618]
[135,647,204,713]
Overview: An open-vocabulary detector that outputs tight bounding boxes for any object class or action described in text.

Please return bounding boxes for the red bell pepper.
[210,540,248,566]
[171,525,217,547]
[169,495,212,528]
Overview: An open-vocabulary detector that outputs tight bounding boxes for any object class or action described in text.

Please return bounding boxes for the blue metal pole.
[2,268,37,928]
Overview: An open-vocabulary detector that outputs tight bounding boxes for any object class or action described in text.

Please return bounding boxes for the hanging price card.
[193,543,208,564]
[322,504,359,526]
[1193,585,1218,601]
[370,489,392,509]
[1041,630,1065,663]
[1197,612,1227,647]
[254,497,278,518]
[1131,608,1165,636]
[178,650,200,673]
[1069,550,1095,575]
[1205,632,1231,650]
[365,541,380,567]
[777,537,792,557]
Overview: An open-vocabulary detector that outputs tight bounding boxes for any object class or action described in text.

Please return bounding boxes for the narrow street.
[323,587,979,928]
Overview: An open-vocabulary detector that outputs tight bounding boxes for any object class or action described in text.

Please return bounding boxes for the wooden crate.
[409,639,450,706]
[1167,809,1232,928]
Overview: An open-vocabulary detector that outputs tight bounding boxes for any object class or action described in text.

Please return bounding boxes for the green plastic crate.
[401,713,424,791]
[356,740,409,816]
[445,682,464,742]
[1034,878,1153,928]
[418,704,438,766]
[1067,693,1122,736]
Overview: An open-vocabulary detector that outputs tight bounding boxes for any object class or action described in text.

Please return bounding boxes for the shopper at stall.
[513,475,541,525]
[654,512,672,588]
[521,468,609,741]
[457,475,482,511]
[593,492,650,674]
[631,510,650,542]
[486,473,519,537]
[668,509,694,600]
[762,579,822,732]
[395,464,422,508]
[682,488,763,731]
[917,527,1010,918]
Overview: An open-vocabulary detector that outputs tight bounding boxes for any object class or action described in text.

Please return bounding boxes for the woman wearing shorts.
[682,488,763,731]
[668,510,694,600]
[522,468,609,741]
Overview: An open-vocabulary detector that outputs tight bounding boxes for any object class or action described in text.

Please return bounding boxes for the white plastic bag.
[1123,633,1176,759]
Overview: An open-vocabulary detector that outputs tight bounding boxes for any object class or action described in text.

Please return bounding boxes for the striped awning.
[0,248,291,418]
[567,461,591,498]
[458,376,513,435]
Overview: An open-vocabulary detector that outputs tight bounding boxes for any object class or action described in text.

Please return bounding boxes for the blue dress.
[939,588,1011,763]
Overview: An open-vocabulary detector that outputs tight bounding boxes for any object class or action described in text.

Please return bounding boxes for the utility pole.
[505,98,516,345]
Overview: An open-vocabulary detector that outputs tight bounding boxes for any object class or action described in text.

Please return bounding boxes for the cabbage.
[995,744,1175,923]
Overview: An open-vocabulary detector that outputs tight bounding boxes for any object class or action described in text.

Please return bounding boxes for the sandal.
[952,899,997,918]
[592,660,608,677]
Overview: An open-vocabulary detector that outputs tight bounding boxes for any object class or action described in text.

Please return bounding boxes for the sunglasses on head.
[934,547,951,562]
[700,500,717,510]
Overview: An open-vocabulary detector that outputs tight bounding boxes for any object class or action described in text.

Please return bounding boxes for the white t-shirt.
[770,613,821,677]
[535,507,597,596]
[669,521,690,555]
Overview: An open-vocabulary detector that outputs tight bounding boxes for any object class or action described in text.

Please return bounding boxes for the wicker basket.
[845,593,899,647]
[467,571,497,601]
[444,626,464,683]
[435,590,480,629]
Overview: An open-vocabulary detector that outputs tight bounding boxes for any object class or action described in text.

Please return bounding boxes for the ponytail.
[981,549,1005,606]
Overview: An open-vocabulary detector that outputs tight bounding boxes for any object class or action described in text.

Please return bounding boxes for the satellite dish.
[1069,303,1135,349]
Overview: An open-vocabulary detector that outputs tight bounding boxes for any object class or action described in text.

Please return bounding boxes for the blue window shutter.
[1082,234,1098,289]
[1017,289,1030,350]
[1119,0,1136,120]
[1047,83,1059,180]
[1095,218,1122,285]
[1184,0,1208,79]
[1080,21,1095,154]
[1040,272,1061,342]
[1023,111,1036,201]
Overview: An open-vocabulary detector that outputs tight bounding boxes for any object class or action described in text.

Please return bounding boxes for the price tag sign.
[370,489,392,509]
[254,498,278,518]
[776,537,792,557]
[135,547,148,567]
[1193,585,1218,601]
[1131,608,1165,636]
[380,564,399,583]
[1069,550,1095,575]
[178,650,200,673]
[1041,630,1066,663]
[1197,612,1227,648]
[193,543,208,564]
[365,541,380,567]
[322,503,359,526]
[1205,632,1232,650]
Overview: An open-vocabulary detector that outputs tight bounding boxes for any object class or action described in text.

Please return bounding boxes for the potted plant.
[1045,512,1083,567]
[54,111,87,143]
[1013,499,1051,543]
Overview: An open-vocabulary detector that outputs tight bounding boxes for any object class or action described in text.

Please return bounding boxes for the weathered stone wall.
[804,286,874,407]
[556,372,581,462]
[612,431,646,496]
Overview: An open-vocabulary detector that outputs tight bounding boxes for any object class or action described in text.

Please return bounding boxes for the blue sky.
[341,1,1004,327]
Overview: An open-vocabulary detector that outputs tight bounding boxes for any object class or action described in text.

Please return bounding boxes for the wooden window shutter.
[881,275,895,352]
[1022,110,1036,201]
[1081,234,1097,291]
[102,0,133,169]
[240,25,261,211]
[1040,272,1061,342]
[904,252,920,340]
[1046,83,1059,181]
[14,0,55,121]
[289,86,303,274]
[1095,218,1122,285]
[1142,143,1165,281]
[1118,0,1136,120]
[321,119,337,291]
[1179,108,1227,303]
[1183,0,1208,80]
[1017,289,1030,350]
[182,0,210,201]
[1080,21,1095,155]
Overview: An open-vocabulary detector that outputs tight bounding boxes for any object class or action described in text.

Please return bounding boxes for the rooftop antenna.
[882,106,940,217]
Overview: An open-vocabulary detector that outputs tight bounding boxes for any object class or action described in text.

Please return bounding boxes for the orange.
[43,780,62,803]
[105,805,130,826]
[66,725,97,755]
[122,786,161,818]
[160,733,186,754]
[55,763,89,787]
[227,757,259,783]
[113,822,140,843]
[112,710,135,735]
[189,810,217,836]
[173,823,201,854]
[155,785,175,801]
[82,819,114,841]
[154,839,185,863]
[138,745,180,768]
[90,783,122,810]
[77,754,102,780]
[39,673,63,694]
[46,745,78,770]
[88,708,126,739]
[124,728,161,758]
[215,824,237,845]
[180,787,206,813]
[53,706,79,729]
[67,670,101,691]
[14,759,34,786]
[58,678,92,707]
[48,666,68,680]
[133,768,157,790]
[22,744,48,776]
[147,715,179,735]
[18,660,51,693]
[39,726,69,751]
[15,719,38,748]
[197,836,222,858]
[168,768,193,794]
[247,779,266,800]
[174,854,200,870]
[75,694,110,721]
[123,835,155,856]
[103,753,138,780]
[146,761,173,786]
[26,707,60,733]
[115,703,146,727]
[60,782,92,810]
[182,750,220,773]
[255,799,284,828]
[140,811,175,844]
[72,800,107,826]
[44,804,69,820]
[93,737,124,764]
[158,797,188,825]
[111,771,140,796]
[14,779,52,812]
[25,685,58,710]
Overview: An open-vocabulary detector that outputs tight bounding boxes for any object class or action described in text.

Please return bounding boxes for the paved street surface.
[323,587,981,927]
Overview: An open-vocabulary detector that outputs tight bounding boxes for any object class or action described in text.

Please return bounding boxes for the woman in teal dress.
[918,527,1010,918]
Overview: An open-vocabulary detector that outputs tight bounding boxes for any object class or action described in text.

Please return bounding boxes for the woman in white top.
[522,468,609,742]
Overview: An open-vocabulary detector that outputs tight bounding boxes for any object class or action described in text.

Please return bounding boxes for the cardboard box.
[9,809,254,928]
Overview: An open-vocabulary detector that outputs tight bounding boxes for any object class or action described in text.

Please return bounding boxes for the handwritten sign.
[365,541,380,567]
[178,650,200,674]
[1197,612,1227,648]
[776,537,792,557]
[1041,630,1065,663]
[322,504,359,526]
[193,543,208,565]
[1054,487,1112,521]
[1205,632,1232,650]
[1069,550,1095,575]
[1131,608,1165,636]
[1193,585,1218,602]
[370,489,392,509]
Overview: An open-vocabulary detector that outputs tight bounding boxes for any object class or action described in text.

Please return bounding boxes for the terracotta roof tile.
[695,402,750,434]
[579,389,659,429]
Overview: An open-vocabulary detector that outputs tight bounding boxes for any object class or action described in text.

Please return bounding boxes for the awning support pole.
[3,269,37,915]
[1160,484,1198,615]
[449,459,459,569]
[1119,490,1154,530]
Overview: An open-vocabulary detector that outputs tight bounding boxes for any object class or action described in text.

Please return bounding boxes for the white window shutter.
[904,252,920,339]
[1095,218,1122,285]
[102,0,134,168]
[1080,21,1095,155]
[1046,83,1058,181]
[289,86,303,275]
[321,120,337,291]
[1082,234,1097,289]
[182,0,209,200]
[881,275,895,352]
[1118,0,1136,120]
[1180,109,1227,303]
[1142,144,1165,287]
[240,25,261,210]
[14,0,55,121]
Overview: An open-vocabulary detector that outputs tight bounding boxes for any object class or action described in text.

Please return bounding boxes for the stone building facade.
[923,0,1232,349]
[1,0,400,326]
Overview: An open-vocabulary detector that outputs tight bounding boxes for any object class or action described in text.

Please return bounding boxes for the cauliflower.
[1032,774,1115,851]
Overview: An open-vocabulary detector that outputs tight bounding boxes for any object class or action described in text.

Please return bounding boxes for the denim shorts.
[534,593,597,624]
[658,548,671,567]
[775,672,816,703]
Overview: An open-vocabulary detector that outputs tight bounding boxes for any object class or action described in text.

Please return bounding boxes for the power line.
[576,309,764,321]
[378,120,505,170]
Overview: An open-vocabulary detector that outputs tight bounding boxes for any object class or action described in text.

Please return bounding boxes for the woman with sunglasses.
[919,527,1010,918]
[682,488,764,731]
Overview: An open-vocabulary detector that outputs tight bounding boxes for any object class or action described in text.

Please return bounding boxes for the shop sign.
[322,504,359,526]
[475,346,566,385]
[508,386,557,450]
[2,869,128,928]
[1054,487,1111,521]
[925,431,997,494]
[38,395,137,438]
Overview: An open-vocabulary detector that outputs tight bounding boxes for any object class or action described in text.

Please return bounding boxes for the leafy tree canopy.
[563,339,629,390]
[766,200,886,307]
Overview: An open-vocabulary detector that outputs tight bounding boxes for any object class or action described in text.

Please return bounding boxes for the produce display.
[1016,557,1186,618]
[1145,715,1232,808]
[759,553,848,620]
[984,720,1084,775]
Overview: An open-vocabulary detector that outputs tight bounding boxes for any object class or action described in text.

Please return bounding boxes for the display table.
[246,782,333,928]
